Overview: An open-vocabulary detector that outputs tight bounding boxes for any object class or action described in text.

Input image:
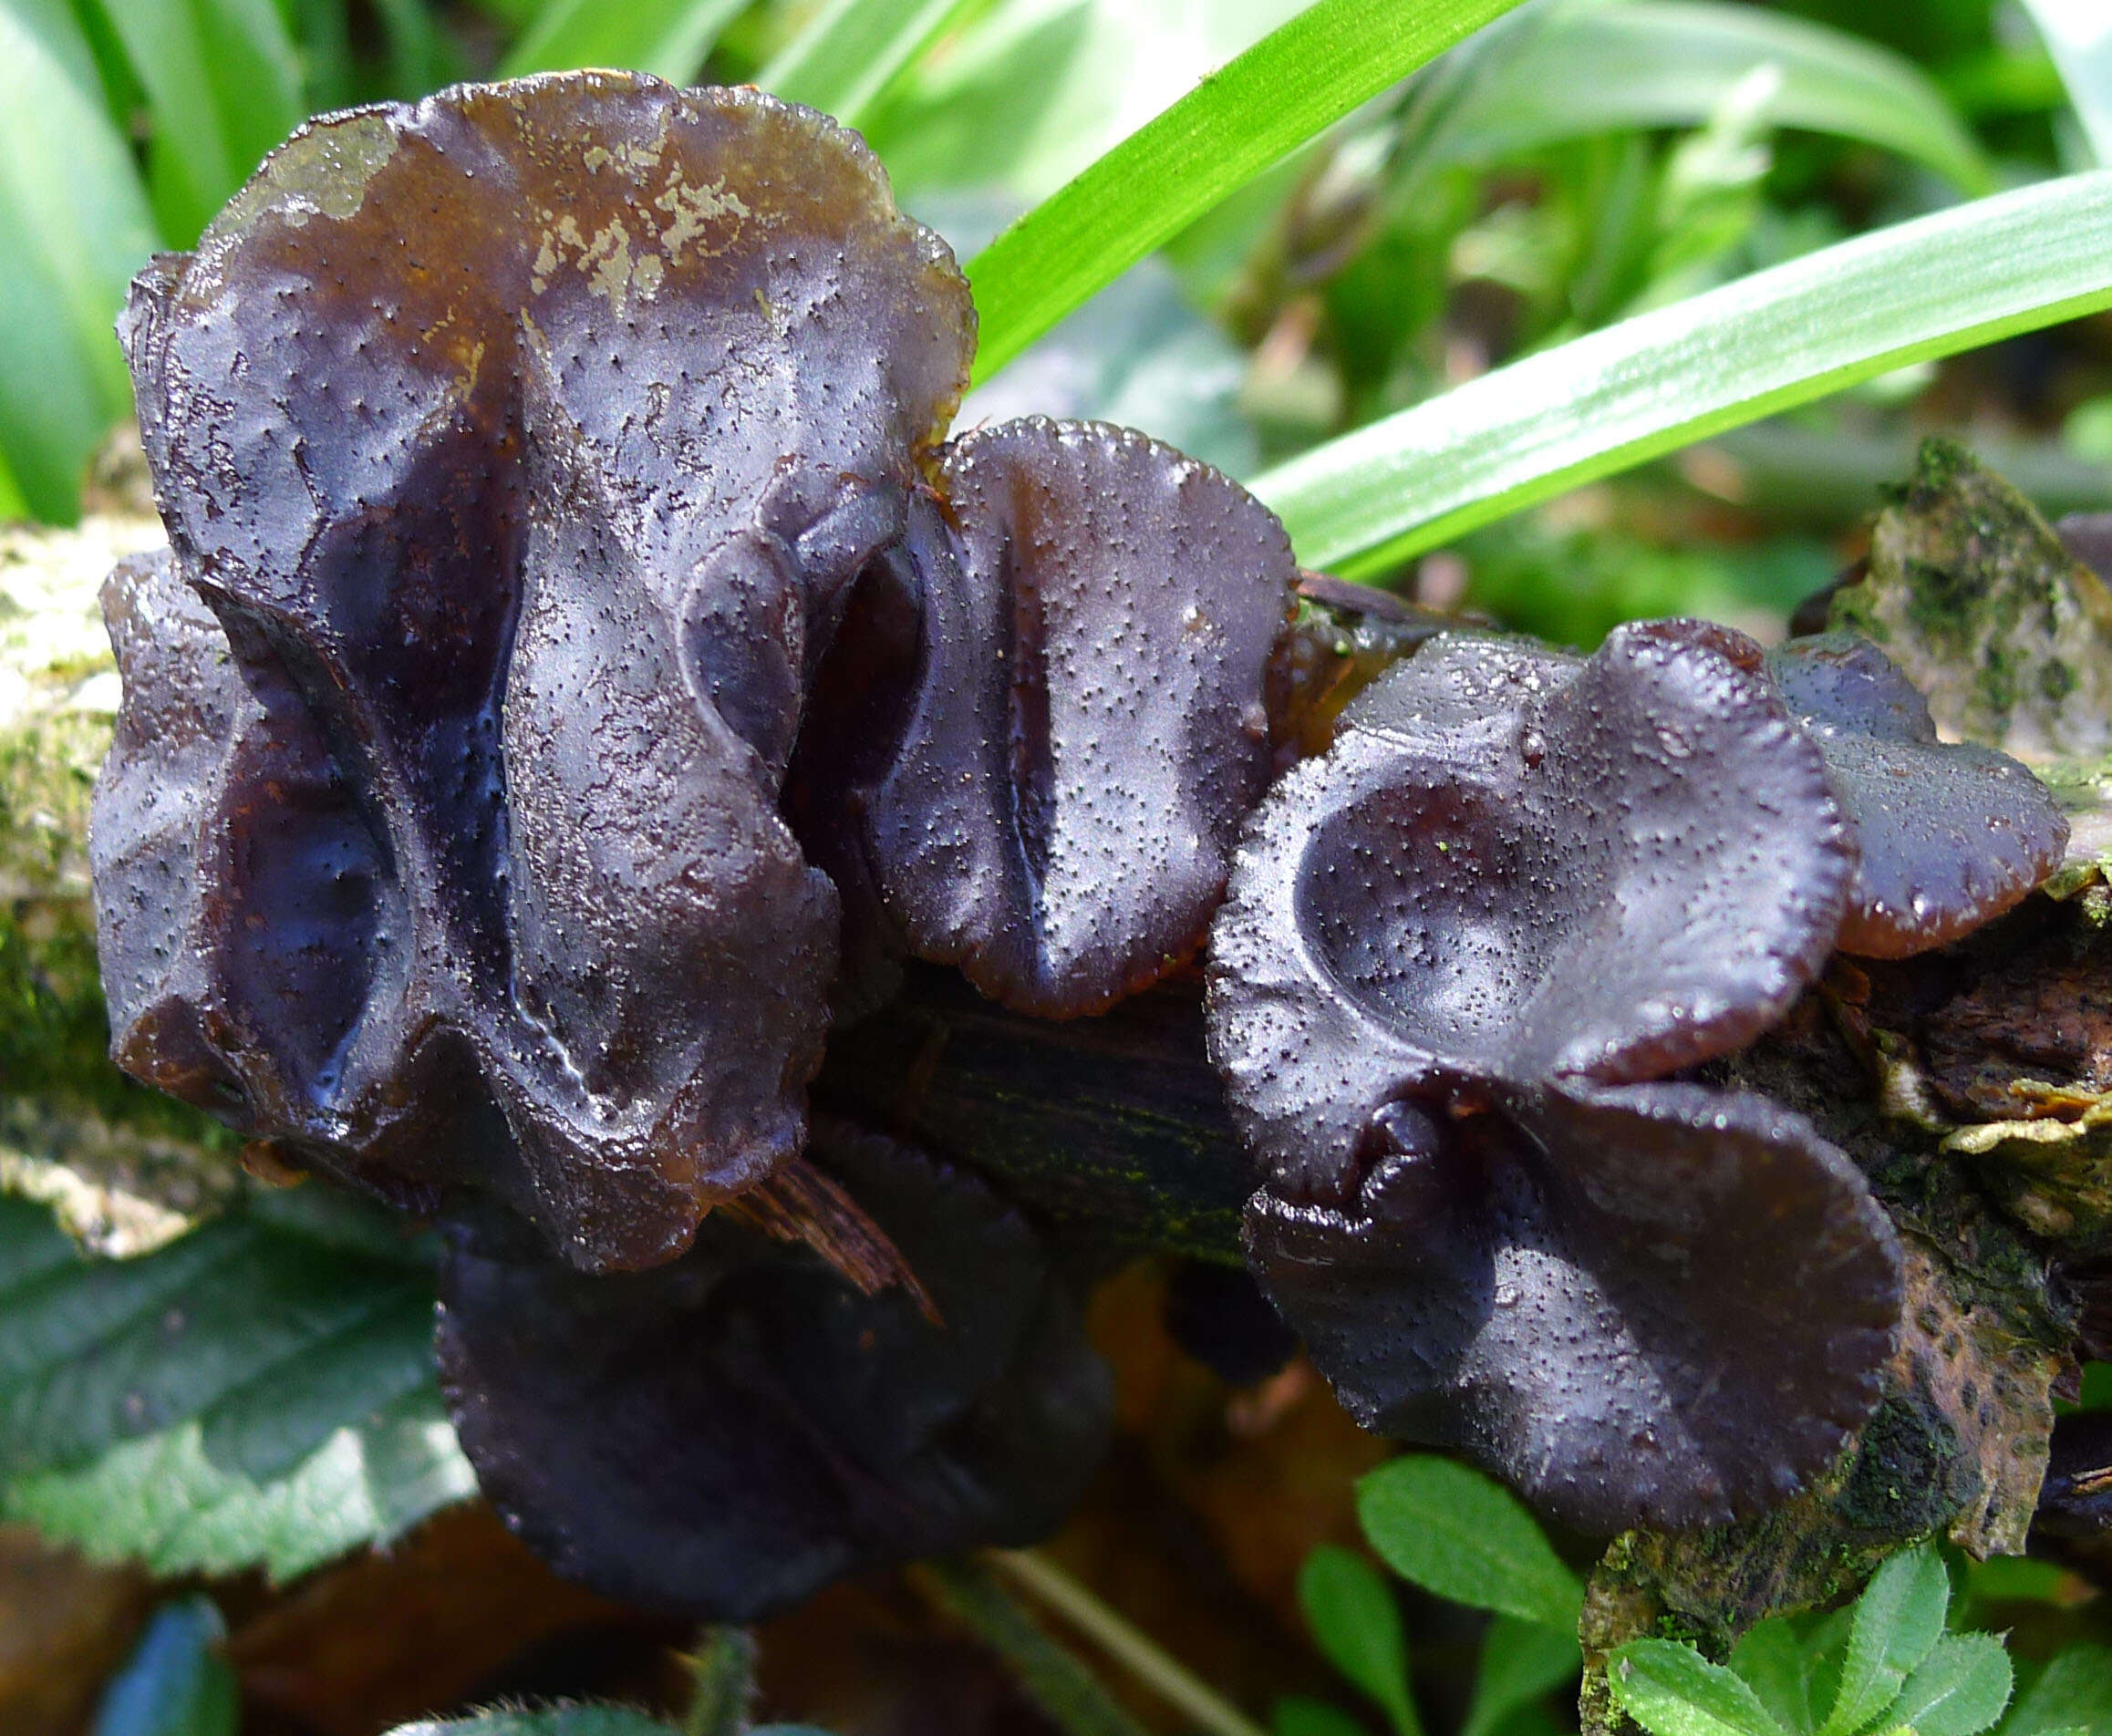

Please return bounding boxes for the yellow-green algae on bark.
[0,513,238,1255]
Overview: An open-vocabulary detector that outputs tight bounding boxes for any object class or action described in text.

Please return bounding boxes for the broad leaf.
[965,0,1529,382]
[1298,1545,1419,1736]
[1819,1548,1952,1736]
[498,0,747,81]
[1424,1,1990,193]
[0,0,159,522]
[91,1596,238,1736]
[761,0,978,130]
[0,1188,471,1580]
[1610,1640,1795,1736]
[2002,1643,2112,1736]
[1355,1455,1583,1629]
[1253,170,2112,574]
[1730,1618,1816,1736]
[1882,1635,2012,1736]
[1465,1615,1583,1736]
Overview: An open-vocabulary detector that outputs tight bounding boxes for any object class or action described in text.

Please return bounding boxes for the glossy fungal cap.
[846,418,1298,1017]
[100,75,976,1268]
[1243,1080,1903,1534]
[1206,621,1853,1197]
[436,1121,1113,1619]
[1767,635,2070,958]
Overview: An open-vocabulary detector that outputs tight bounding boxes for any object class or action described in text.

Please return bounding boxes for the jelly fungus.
[92,75,1297,1270]
[438,1121,1112,1618]
[1767,634,2068,958]
[1207,621,1907,1531]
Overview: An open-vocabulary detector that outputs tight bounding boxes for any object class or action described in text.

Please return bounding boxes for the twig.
[985,1548,1272,1736]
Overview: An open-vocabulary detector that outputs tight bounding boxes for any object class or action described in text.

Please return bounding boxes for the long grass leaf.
[1424,0,1991,192]
[761,0,979,129]
[499,0,747,82]
[2020,0,2112,167]
[965,0,1529,385]
[1253,170,2112,575]
[0,0,160,520]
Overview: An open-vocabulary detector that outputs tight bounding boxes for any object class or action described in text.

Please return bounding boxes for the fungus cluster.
[1207,619,2067,1530]
[91,70,2076,1615]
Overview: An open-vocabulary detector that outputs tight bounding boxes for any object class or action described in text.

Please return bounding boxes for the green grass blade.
[499,0,748,82]
[761,0,979,129]
[965,0,1529,385]
[2020,0,2112,166]
[1253,170,2112,575]
[0,0,160,522]
[1424,0,1991,193]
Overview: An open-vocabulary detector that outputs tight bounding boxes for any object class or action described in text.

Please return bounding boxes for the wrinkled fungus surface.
[1209,621,1906,1531]
[1767,634,2068,957]
[438,1120,1113,1618]
[94,74,1298,1269]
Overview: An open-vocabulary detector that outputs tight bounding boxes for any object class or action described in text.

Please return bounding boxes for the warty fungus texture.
[91,74,1299,1274]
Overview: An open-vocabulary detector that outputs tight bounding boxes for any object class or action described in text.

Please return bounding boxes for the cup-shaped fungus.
[438,1120,1112,1618]
[1766,634,2069,958]
[1208,621,1908,1531]
[93,75,1299,1273]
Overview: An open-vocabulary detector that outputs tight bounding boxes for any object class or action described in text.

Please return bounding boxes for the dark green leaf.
[1276,1700,1372,1736]
[499,0,746,81]
[1299,1545,1418,1736]
[1610,1640,1796,1736]
[1883,1634,2012,1736]
[90,1596,238,1736]
[2003,1643,2112,1736]
[966,0,1529,383]
[1254,171,2112,575]
[0,1190,470,1579]
[1819,1548,1951,1736]
[1465,1616,1582,1736]
[1355,1455,1582,1629]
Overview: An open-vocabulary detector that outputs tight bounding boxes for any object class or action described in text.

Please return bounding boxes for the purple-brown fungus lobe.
[92,73,1299,1270]
[438,1120,1113,1619]
[1766,634,2068,958]
[1208,620,1906,1531]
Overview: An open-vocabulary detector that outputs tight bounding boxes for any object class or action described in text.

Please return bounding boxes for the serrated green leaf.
[8,1380,475,1581]
[1253,170,2112,575]
[1276,1699,1372,1736]
[1298,1545,1419,1736]
[0,1189,468,1579]
[498,0,747,82]
[91,1596,238,1736]
[1820,1548,1952,1736]
[1611,1640,1796,1736]
[387,1712,678,1735]
[1355,1455,1583,1629]
[966,0,1529,383]
[761,0,978,130]
[1465,1615,1582,1736]
[1730,1618,1817,1736]
[1424,1,1990,193]
[0,0,160,522]
[2003,1643,2112,1736]
[1880,1635,2012,1736]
